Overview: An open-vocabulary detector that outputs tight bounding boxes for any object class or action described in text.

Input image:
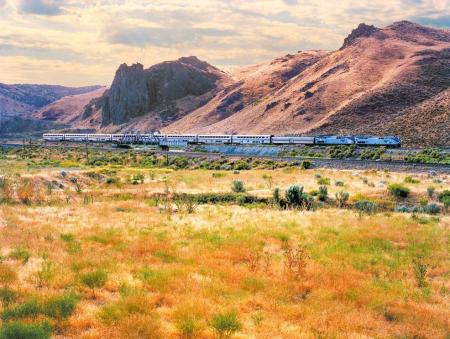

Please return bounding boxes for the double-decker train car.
[232,135,271,144]
[160,134,197,143]
[197,135,232,144]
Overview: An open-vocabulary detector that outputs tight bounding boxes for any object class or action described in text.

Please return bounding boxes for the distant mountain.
[0,84,102,116]
[0,84,103,135]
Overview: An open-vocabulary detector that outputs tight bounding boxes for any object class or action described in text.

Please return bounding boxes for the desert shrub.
[281,239,308,279]
[422,203,440,215]
[233,160,250,170]
[438,190,450,203]
[317,177,330,185]
[212,172,225,178]
[360,147,385,160]
[329,145,355,159]
[211,311,242,338]
[413,259,428,288]
[236,195,247,206]
[140,268,170,291]
[80,270,107,297]
[0,321,52,339]
[106,177,120,185]
[406,148,449,164]
[0,288,19,307]
[404,176,420,184]
[355,200,377,215]
[427,186,435,198]
[335,180,344,186]
[1,299,41,321]
[388,184,410,198]
[300,160,311,169]
[8,248,30,264]
[41,294,78,320]
[177,316,198,339]
[335,191,349,208]
[273,188,281,207]
[231,180,245,193]
[285,185,302,206]
[318,186,328,202]
[419,197,428,206]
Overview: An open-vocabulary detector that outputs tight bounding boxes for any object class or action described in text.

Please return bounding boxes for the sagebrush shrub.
[211,311,242,338]
[231,180,245,193]
[0,321,52,339]
[388,184,410,198]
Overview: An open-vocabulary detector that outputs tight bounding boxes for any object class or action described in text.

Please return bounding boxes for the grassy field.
[0,147,449,338]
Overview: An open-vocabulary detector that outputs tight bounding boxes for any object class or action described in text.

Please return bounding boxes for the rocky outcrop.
[340,23,380,50]
[95,57,225,126]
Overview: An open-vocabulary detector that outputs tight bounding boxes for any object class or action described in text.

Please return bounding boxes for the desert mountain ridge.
[2,20,450,146]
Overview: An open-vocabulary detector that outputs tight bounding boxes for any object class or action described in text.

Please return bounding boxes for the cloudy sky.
[0,0,449,86]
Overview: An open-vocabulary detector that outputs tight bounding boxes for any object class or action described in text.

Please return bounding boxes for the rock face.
[97,57,226,126]
[340,23,380,50]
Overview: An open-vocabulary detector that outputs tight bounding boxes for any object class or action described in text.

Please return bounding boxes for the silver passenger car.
[231,135,271,144]
[271,136,314,144]
[197,135,232,144]
[43,133,65,141]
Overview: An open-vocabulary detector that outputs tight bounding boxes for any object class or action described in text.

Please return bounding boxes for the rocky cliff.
[86,56,229,128]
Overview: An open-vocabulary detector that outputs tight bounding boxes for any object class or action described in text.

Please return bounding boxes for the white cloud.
[0,0,449,85]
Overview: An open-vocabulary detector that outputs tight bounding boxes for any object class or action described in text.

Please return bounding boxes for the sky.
[0,0,449,86]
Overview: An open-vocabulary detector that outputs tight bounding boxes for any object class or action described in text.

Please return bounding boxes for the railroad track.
[1,142,449,174]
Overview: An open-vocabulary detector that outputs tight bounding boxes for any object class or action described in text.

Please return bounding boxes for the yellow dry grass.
[0,164,449,338]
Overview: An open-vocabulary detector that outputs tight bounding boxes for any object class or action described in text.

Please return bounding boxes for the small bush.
[0,321,52,339]
[438,190,450,203]
[422,203,440,215]
[0,288,19,307]
[80,270,107,297]
[41,294,78,320]
[355,200,377,215]
[273,188,281,207]
[231,181,245,193]
[413,259,428,288]
[1,299,41,321]
[335,180,344,187]
[300,160,311,169]
[211,311,242,338]
[285,185,313,209]
[388,184,410,198]
[318,186,328,202]
[8,248,31,264]
[427,186,435,198]
[404,176,420,184]
[335,191,349,208]
[317,177,330,185]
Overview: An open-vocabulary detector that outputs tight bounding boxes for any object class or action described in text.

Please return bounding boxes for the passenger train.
[43,133,401,147]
